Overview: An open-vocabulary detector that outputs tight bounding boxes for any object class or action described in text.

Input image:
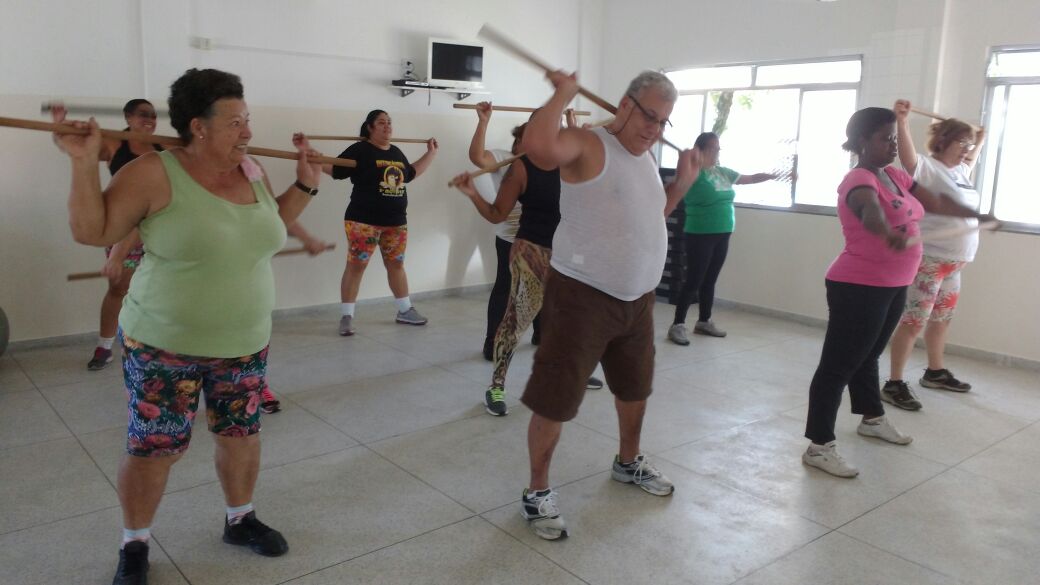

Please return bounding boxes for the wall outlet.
[400,57,417,80]
[190,36,214,50]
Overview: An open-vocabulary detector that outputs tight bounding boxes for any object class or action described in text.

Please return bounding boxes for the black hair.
[694,132,719,149]
[121,99,153,131]
[843,107,896,153]
[168,68,244,143]
[360,109,389,139]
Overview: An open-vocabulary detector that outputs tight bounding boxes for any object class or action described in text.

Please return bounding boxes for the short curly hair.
[926,119,974,155]
[168,69,244,143]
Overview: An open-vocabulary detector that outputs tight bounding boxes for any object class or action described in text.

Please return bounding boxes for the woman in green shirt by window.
[668,132,784,344]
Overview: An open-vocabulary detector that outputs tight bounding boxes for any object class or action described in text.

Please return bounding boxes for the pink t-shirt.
[826,167,924,287]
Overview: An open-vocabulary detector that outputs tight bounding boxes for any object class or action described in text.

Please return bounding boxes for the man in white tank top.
[515,70,702,540]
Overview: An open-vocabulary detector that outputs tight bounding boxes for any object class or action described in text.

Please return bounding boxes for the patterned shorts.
[900,256,968,327]
[344,221,408,265]
[105,244,145,270]
[120,333,267,457]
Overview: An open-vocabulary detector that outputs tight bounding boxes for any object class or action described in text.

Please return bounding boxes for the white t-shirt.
[913,154,980,262]
[473,148,522,242]
[551,128,668,301]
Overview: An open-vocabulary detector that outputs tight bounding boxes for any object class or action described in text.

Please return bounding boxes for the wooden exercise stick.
[447,154,523,188]
[477,24,682,152]
[453,104,591,116]
[308,135,432,143]
[41,102,168,116]
[0,116,357,168]
[910,107,982,132]
[905,220,999,247]
[67,244,337,281]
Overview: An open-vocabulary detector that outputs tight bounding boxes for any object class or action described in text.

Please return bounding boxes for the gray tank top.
[550,127,668,301]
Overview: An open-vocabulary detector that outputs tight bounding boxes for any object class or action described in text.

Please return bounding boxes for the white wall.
[0,0,600,343]
[599,0,1040,363]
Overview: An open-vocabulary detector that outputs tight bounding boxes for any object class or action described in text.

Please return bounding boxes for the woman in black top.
[451,118,603,417]
[323,110,438,335]
[52,99,162,371]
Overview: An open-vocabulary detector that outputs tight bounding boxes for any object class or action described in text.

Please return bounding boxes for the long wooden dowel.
[447,154,523,187]
[453,104,591,116]
[477,24,682,152]
[41,102,168,116]
[906,220,999,247]
[308,135,431,143]
[0,116,357,167]
[67,243,336,281]
[910,107,982,131]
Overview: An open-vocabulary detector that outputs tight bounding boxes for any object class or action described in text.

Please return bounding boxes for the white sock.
[226,502,254,525]
[863,416,883,425]
[341,302,355,317]
[98,336,115,350]
[121,527,151,547]
[808,442,831,454]
[394,296,412,313]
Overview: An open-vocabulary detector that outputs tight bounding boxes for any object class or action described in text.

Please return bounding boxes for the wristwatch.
[294,180,318,196]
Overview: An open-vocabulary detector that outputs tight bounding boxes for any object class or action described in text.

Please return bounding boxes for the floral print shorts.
[344,220,407,265]
[900,255,967,327]
[120,333,267,457]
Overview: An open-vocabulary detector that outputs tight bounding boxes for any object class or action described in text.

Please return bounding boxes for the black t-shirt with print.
[332,141,417,226]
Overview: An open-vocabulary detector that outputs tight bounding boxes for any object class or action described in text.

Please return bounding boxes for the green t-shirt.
[683,166,740,234]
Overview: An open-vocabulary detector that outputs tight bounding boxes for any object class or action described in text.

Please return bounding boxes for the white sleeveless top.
[550,127,668,301]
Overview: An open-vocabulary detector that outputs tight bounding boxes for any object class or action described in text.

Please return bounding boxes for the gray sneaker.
[395,306,428,326]
[521,488,568,540]
[694,320,727,338]
[338,315,355,336]
[611,454,674,496]
[668,323,690,346]
[485,386,508,416]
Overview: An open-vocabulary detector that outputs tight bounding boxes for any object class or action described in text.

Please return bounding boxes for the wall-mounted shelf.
[390,85,490,101]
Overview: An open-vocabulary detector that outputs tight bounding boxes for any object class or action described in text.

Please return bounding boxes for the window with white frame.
[979,47,1040,228]
[661,57,861,209]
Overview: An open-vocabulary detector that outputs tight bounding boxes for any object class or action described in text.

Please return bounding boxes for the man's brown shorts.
[521,268,656,422]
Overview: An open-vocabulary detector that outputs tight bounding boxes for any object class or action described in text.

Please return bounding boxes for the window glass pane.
[987,50,1040,78]
[757,60,862,86]
[660,94,704,168]
[978,85,1007,215]
[794,90,858,206]
[667,66,752,91]
[992,84,1040,223]
[704,89,799,207]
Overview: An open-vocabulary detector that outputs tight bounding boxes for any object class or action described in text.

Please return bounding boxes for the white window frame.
[660,55,862,216]
[978,45,1040,235]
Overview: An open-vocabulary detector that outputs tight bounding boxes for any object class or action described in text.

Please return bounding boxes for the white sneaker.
[857,416,913,445]
[802,442,859,478]
[611,454,675,496]
[521,488,568,540]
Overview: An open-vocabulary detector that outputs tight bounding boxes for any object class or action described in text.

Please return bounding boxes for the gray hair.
[624,70,678,102]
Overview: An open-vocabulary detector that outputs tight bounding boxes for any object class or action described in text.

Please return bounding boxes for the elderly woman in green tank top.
[56,68,323,585]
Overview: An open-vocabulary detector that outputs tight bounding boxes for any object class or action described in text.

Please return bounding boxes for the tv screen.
[430,41,483,84]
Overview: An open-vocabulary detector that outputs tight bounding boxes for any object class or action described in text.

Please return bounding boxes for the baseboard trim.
[715,298,1040,372]
[6,284,494,353]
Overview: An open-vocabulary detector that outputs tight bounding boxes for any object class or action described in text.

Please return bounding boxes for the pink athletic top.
[826,167,924,287]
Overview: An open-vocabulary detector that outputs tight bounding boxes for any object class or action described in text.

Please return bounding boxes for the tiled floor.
[1,292,1038,585]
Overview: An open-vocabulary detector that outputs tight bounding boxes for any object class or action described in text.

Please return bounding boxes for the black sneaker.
[482,338,494,362]
[223,512,289,557]
[112,541,149,585]
[586,376,604,390]
[485,386,508,416]
[881,380,923,411]
[920,368,971,392]
[88,347,114,371]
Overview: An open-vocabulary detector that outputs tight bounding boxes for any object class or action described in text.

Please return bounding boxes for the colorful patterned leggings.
[491,238,550,389]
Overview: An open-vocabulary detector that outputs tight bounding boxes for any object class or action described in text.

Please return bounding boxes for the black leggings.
[804,280,907,444]
[486,237,539,347]
[673,232,731,324]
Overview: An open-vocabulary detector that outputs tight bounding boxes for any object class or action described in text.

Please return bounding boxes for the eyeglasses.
[626,94,672,130]
[957,139,977,151]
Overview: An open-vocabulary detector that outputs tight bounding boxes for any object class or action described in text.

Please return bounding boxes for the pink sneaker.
[260,386,281,414]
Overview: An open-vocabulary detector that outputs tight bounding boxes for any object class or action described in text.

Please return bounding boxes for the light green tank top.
[120,150,287,357]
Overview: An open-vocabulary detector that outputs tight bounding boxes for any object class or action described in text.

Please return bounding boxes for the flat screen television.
[427,38,484,89]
